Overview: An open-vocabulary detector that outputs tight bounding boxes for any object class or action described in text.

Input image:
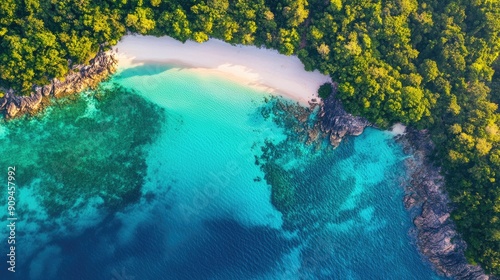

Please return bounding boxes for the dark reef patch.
[256,97,358,230]
[0,84,166,216]
[252,97,442,279]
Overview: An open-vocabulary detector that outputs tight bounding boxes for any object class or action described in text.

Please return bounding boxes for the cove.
[0,63,444,279]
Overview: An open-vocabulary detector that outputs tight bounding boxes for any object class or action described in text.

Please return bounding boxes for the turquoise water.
[0,63,443,279]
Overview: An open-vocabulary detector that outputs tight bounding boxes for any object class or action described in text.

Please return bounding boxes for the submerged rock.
[400,129,494,280]
[0,51,117,119]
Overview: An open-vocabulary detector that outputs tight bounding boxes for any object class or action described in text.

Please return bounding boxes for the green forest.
[0,0,499,275]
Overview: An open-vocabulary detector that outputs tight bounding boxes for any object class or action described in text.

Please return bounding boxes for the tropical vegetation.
[0,0,499,274]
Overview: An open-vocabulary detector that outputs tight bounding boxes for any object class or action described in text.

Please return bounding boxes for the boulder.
[6,102,19,118]
[318,91,371,147]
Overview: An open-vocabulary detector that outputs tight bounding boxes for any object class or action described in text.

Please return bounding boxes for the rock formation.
[317,89,371,146]
[0,51,117,119]
[400,128,494,280]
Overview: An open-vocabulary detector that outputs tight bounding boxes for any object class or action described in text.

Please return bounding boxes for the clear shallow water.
[0,63,443,279]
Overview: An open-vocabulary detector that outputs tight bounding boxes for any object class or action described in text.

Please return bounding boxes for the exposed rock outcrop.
[400,128,494,280]
[0,51,117,119]
[317,90,371,146]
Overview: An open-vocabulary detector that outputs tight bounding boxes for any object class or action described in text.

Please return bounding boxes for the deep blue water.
[0,63,444,279]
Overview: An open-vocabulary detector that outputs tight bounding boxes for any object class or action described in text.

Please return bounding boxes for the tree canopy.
[0,0,499,275]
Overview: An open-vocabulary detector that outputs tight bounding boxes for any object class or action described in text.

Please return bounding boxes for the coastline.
[0,33,492,279]
[0,34,331,118]
[314,93,493,279]
[398,129,493,280]
[113,35,331,106]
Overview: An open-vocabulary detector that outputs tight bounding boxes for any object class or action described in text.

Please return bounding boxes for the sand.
[113,35,331,105]
[389,123,407,136]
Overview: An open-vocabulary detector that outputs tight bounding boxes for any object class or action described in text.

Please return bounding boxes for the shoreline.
[0,34,331,118]
[313,93,492,279]
[113,36,493,279]
[398,129,493,280]
[0,34,492,279]
[113,35,332,106]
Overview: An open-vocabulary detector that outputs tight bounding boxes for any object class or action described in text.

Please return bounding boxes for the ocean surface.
[0,63,444,279]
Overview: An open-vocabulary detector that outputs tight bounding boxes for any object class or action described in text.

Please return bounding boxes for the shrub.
[318,82,333,99]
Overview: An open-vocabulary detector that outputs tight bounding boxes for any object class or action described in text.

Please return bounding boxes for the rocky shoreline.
[398,129,494,280]
[0,50,117,119]
[0,48,493,278]
[316,91,493,279]
[316,90,371,147]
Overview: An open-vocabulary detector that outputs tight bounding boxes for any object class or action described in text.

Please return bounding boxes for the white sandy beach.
[113,35,331,105]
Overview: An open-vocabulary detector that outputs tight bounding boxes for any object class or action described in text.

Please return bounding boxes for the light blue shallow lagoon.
[0,63,444,279]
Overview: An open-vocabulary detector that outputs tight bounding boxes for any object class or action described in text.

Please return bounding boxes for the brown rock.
[42,84,52,96]
[6,102,19,118]
[318,91,371,147]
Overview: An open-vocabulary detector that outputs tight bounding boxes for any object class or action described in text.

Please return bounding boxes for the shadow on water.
[115,63,178,80]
